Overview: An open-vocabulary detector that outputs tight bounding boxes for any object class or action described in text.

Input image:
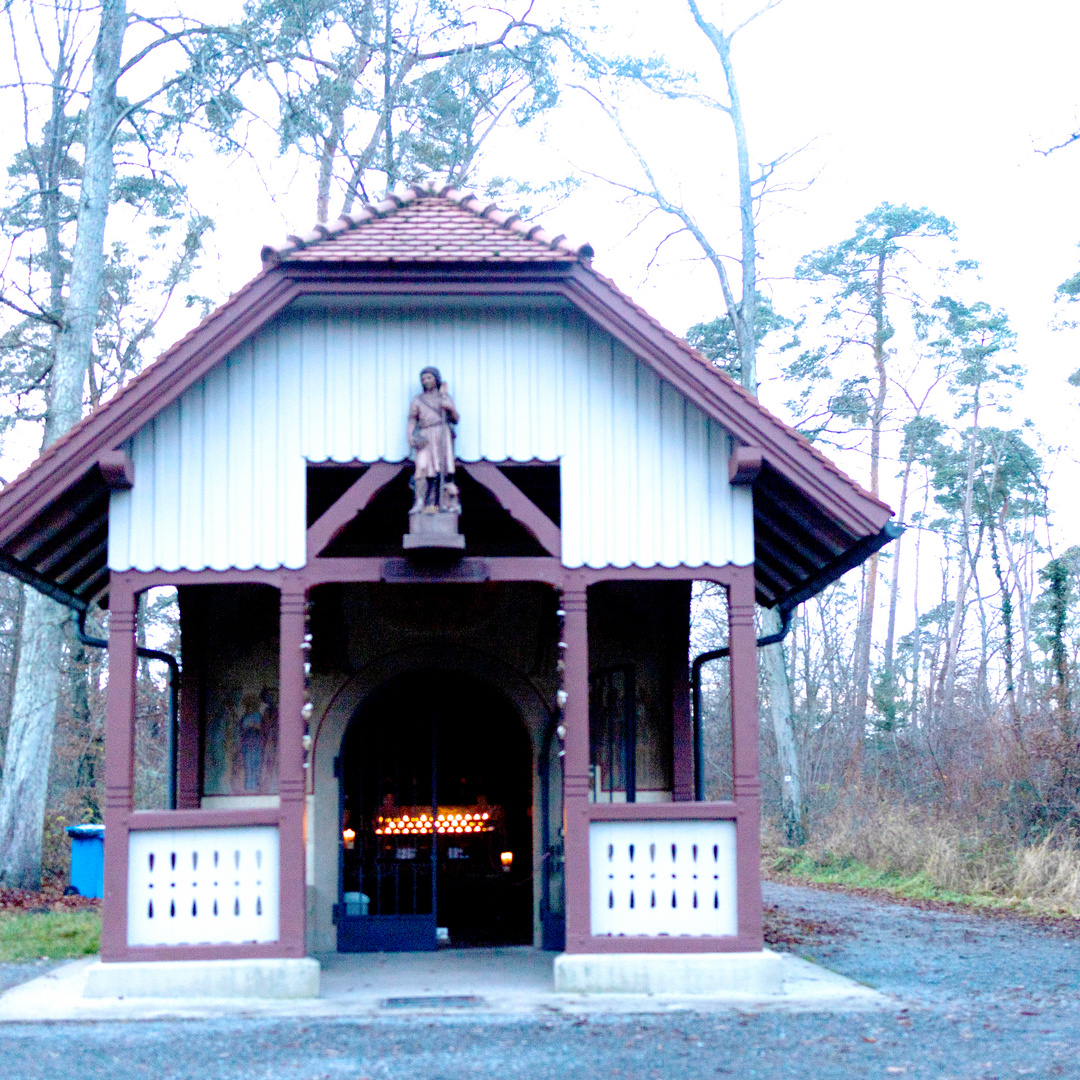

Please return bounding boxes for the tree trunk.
[48,0,125,441]
[850,253,888,736]
[909,475,930,728]
[715,30,757,395]
[883,446,915,685]
[761,606,806,845]
[0,591,68,888]
[0,0,126,889]
[939,397,982,715]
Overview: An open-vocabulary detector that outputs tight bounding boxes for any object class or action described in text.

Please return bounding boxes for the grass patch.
[0,910,100,962]
[768,848,1061,914]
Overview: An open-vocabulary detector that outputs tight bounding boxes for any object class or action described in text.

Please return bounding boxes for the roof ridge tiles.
[260,184,595,267]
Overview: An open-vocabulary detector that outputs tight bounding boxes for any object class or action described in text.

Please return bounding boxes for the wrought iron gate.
[336,701,438,952]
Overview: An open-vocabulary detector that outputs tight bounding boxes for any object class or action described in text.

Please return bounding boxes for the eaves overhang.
[0,260,894,611]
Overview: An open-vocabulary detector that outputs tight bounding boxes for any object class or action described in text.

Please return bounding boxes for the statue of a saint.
[407,366,460,514]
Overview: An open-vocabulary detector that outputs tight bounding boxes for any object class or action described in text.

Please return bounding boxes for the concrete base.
[554,951,786,996]
[83,958,320,1000]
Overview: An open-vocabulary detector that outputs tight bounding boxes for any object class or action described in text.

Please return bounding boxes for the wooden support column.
[101,577,137,961]
[728,565,763,949]
[561,584,592,953]
[670,581,695,801]
[278,582,308,957]
[175,586,202,810]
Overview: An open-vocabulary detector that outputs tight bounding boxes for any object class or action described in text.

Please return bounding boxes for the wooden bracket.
[97,450,134,491]
[728,445,763,486]
[306,461,406,560]
[459,461,561,557]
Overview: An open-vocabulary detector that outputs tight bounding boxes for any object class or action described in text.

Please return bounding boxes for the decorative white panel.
[127,826,279,946]
[109,299,754,573]
[590,820,738,937]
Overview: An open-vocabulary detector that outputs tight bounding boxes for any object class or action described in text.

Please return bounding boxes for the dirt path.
[763,879,1080,1008]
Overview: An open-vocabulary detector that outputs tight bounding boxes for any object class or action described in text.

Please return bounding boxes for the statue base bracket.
[403,509,465,551]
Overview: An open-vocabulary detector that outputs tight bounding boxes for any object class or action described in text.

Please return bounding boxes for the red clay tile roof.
[262,182,594,266]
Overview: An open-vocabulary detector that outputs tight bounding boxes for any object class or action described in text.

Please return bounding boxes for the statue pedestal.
[403,509,465,551]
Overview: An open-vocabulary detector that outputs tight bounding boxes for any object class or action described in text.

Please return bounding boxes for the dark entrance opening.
[337,671,534,951]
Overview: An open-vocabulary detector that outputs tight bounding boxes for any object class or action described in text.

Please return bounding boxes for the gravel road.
[0,881,1077,1079]
[0,960,56,996]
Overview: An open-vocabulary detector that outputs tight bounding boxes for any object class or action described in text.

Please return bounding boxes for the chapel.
[0,183,893,995]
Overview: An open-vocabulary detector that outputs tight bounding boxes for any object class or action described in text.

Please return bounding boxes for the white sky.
[4,0,1079,561]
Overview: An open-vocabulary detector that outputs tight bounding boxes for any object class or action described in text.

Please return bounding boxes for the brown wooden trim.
[560,266,891,538]
[115,568,293,590]
[97,450,134,490]
[669,582,694,802]
[0,263,890,559]
[728,446,762,486]
[458,461,561,556]
[586,801,737,821]
[278,584,308,958]
[127,808,282,830]
[0,272,299,541]
[728,565,764,950]
[101,578,137,962]
[561,581,591,953]
[576,564,742,586]
[301,555,567,587]
[103,941,290,963]
[176,586,202,811]
[305,461,406,559]
[113,562,755,602]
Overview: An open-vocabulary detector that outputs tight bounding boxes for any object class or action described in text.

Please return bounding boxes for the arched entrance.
[336,670,534,951]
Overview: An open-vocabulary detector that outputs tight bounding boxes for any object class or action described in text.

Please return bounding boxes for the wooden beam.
[53,540,108,587]
[728,445,762,486]
[97,450,134,490]
[36,516,108,575]
[459,461,561,557]
[305,462,405,559]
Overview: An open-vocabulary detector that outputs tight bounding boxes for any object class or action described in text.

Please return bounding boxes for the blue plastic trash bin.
[66,824,105,898]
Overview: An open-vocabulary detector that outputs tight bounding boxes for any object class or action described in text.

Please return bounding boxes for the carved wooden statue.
[403,367,465,551]
[407,366,460,513]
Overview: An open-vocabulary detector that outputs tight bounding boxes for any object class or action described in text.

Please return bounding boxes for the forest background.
[0,0,1077,911]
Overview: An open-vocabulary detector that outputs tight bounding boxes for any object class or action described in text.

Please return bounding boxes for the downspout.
[692,607,792,801]
[77,609,181,811]
[691,522,903,801]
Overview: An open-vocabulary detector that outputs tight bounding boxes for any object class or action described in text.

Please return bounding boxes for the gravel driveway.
[0,881,1077,1079]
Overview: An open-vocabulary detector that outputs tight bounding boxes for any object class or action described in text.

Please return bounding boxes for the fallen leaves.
[0,886,100,914]
[762,903,852,949]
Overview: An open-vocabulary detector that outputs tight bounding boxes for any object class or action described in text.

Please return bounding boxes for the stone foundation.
[83,958,320,999]
[553,951,786,995]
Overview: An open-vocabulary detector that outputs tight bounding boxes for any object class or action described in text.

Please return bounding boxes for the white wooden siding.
[108,301,754,572]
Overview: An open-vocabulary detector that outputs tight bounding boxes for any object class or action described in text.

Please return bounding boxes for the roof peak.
[260,180,595,268]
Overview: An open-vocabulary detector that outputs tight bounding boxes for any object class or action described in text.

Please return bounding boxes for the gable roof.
[0,181,894,612]
[262,184,594,265]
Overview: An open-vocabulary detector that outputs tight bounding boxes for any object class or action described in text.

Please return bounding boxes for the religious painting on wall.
[203,683,280,796]
[190,583,282,798]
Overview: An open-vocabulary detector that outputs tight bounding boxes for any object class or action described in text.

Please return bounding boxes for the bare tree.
[0,0,127,889]
[577,0,806,843]
[0,0,225,887]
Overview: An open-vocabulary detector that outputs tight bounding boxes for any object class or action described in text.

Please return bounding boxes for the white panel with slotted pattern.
[589,820,738,936]
[127,827,279,946]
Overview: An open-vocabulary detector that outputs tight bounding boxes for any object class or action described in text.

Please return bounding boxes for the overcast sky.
[188,0,1080,545]
[5,0,1079,549]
